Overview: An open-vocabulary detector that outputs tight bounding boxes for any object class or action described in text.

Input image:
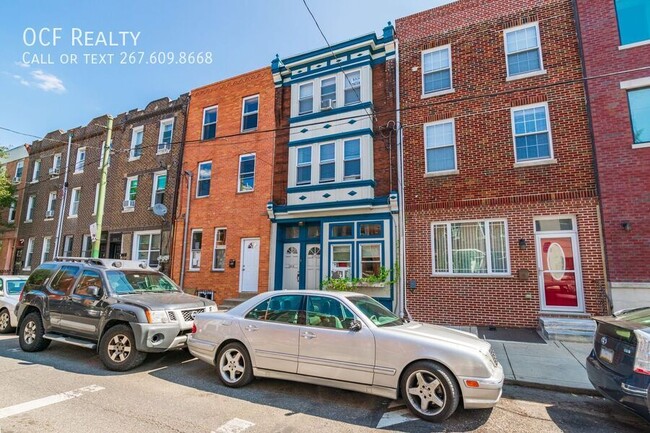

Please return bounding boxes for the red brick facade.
[397,0,608,327]
[574,0,650,309]
[0,146,28,273]
[170,68,275,303]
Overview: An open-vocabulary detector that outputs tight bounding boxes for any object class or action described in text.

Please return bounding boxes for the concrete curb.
[505,378,600,397]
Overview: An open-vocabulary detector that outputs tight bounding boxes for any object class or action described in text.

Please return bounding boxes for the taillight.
[191,323,197,334]
[19,290,24,302]
[633,330,650,375]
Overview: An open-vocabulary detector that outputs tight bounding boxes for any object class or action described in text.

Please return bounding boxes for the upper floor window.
[241,95,259,132]
[628,87,650,145]
[615,0,650,46]
[41,237,51,263]
[14,160,24,182]
[52,153,62,175]
[319,143,335,183]
[8,198,16,223]
[190,229,202,270]
[46,191,56,218]
[213,228,227,271]
[197,161,212,197]
[238,154,256,192]
[202,106,217,140]
[31,160,40,182]
[504,23,544,78]
[343,139,361,180]
[299,83,314,115]
[511,103,553,163]
[130,126,143,160]
[151,171,167,206]
[69,187,80,217]
[422,45,452,95]
[297,147,312,185]
[75,147,86,173]
[321,77,337,110]
[24,238,34,270]
[425,119,457,174]
[158,118,174,154]
[344,71,361,105]
[25,195,35,222]
[124,176,138,210]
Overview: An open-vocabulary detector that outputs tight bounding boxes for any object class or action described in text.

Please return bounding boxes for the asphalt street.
[0,334,647,433]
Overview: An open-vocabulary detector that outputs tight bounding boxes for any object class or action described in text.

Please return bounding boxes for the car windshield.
[5,279,26,295]
[347,295,404,327]
[106,270,180,294]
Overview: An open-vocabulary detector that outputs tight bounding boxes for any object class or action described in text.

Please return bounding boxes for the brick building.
[17,95,188,272]
[170,68,275,303]
[574,0,650,310]
[0,145,29,273]
[396,0,608,328]
[268,26,399,308]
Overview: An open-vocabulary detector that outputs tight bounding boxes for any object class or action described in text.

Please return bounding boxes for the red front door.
[538,235,581,309]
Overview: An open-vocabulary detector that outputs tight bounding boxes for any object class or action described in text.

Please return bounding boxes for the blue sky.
[0,0,452,149]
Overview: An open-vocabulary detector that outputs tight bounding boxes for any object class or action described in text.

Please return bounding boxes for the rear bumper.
[586,352,650,421]
[460,363,505,409]
[187,334,218,366]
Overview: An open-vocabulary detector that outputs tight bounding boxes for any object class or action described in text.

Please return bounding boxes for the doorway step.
[538,314,595,343]
[219,292,258,311]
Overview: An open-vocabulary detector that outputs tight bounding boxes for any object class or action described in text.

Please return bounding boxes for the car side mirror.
[349,319,362,332]
[87,286,101,298]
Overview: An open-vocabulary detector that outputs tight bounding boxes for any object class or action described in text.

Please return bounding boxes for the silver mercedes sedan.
[188,290,503,422]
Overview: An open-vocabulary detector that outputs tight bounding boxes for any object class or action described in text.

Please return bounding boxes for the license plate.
[600,346,614,364]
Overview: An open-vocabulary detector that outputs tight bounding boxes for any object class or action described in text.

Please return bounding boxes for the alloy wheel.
[405,370,447,416]
[107,334,132,362]
[23,320,36,344]
[0,312,9,331]
[219,348,245,383]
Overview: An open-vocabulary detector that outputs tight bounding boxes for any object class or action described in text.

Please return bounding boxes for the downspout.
[53,133,72,258]
[179,170,192,291]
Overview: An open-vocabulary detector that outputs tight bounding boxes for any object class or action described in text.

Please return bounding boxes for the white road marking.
[7,348,21,352]
[213,418,255,433]
[0,385,104,419]
[376,408,419,429]
[181,357,198,364]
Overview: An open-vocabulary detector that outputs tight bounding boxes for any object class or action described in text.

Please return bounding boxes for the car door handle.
[245,325,258,332]
[301,331,316,340]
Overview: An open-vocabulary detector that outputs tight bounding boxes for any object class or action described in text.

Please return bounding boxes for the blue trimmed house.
[267,24,399,309]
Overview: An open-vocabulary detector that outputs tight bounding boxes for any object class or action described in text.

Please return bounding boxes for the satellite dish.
[152,203,168,217]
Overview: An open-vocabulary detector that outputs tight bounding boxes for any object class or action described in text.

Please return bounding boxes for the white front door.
[282,243,300,290]
[305,244,321,290]
[239,238,260,292]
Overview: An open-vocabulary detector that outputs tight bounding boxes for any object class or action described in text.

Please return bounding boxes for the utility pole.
[91,116,113,258]
[53,133,73,258]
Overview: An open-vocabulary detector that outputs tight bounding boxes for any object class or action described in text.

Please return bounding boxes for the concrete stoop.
[219,292,258,311]
[539,316,596,343]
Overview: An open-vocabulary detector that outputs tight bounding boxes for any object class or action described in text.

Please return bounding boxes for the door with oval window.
[305,245,321,290]
[282,244,300,290]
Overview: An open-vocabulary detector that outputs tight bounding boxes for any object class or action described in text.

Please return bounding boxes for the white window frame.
[319,143,336,184]
[620,77,650,148]
[189,229,202,271]
[93,183,100,215]
[503,22,546,81]
[157,118,174,154]
[132,230,161,267]
[320,76,337,109]
[298,82,314,115]
[14,160,24,181]
[212,227,227,271]
[124,176,138,211]
[343,138,362,181]
[69,187,81,217]
[41,236,52,264]
[151,170,167,207]
[296,146,312,185]
[510,102,555,166]
[8,198,16,223]
[241,95,259,132]
[424,118,458,175]
[25,195,35,222]
[359,243,382,278]
[431,219,511,276]
[343,70,362,106]
[202,106,218,140]
[46,191,56,218]
[129,126,144,161]
[330,243,352,279]
[24,238,34,270]
[31,159,41,183]
[52,153,62,175]
[74,147,86,173]
[237,154,256,193]
[421,44,454,97]
[62,235,74,258]
[196,161,212,198]
[81,234,92,258]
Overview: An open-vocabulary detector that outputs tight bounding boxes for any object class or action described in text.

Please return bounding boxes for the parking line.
[0,385,104,419]
[213,418,255,433]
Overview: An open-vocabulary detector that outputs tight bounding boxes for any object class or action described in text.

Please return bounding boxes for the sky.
[0,0,453,150]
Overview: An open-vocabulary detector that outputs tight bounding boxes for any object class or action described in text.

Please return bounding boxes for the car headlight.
[204,305,218,312]
[145,310,169,324]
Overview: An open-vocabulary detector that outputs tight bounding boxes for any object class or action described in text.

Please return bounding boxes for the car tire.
[400,361,460,422]
[18,311,51,352]
[0,308,12,334]
[99,324,147,371]
[216,342,253,388]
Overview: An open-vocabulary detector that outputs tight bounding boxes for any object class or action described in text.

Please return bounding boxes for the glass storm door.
[536,233,584,311]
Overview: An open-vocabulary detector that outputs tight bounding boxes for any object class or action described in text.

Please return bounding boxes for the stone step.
[539,317,596,343]
[220,292,259,310]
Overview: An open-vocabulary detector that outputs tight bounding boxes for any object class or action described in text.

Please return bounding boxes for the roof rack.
[51,257,150,270]
[53,257,106,266]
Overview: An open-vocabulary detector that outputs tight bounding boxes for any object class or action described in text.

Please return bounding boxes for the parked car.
[15,258,217,371]
[188,290,503,422]
[586,307,650,421]
[0,275,28,333]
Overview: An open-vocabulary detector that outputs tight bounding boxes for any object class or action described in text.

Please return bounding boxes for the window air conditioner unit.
[45,210,54,218]
[49,167,60,176]
[12,176,21,184]
[123,199,135,208]
[321,99,335,110]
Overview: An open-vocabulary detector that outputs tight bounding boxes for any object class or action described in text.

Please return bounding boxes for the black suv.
[15,258,217,371]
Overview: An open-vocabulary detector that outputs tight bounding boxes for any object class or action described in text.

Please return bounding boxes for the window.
[245,295,303,324]
[190,230,202,270]
[69,187,80,217]
[298,83,314,115]
[359,223,382,237]
[41,237,51,263]
[628,87,650,144]
[504,23,543,78]
[46,191,56,218]
[615,0,650,46]
[319,143,335,183]
[151,171,167,206]
[284,226,299,239]
[50,265,81,292]
[134,232,161,267]
[98,141,112,168]
[202,106,217,140]
[422,45,452,94]
[321,77,336,109]
[343,139,361,180]
[62,235,74,258]
[75,147,86,172]
[74,270,103,297]
[425,119,456,173]
[432,220,509,275]
[31,160,41,182]
[511,104,553,162]
[130,126,143,160]
[331,245,351,279]
[296,147,312,185]
[8,198,16,223]
[344,70,361,105]
[52,153,62,174]
[93,183,100,215]
[360,244,381,278]
[242,95,259,132]
[81,234,92,257]
[25,195,35,222]
[14,160,24,181]
[213,228,227,271]
[197,161,212,197]
[124,176,138,209]
[158,119,174,153]
[306,296,354,329]
[331,224,353,238]
[238,154,255,192]
[24,238,35,270]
